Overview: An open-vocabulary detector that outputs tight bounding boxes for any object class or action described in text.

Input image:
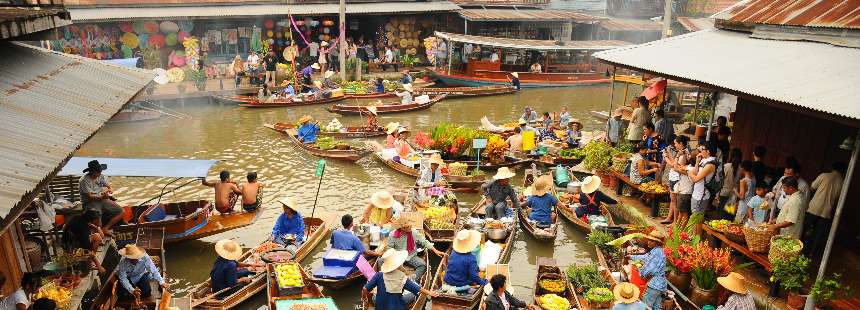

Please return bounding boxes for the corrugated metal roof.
[726,0,860,29]
[594,29,860,121]
[0,6,72,39]
[436,31,631,50]
[685,0,739,15]
[677,17,716,32]
[458,8,603,22]
[69,1,461,21]
[598,19,663,31]
[549,0,605,12]
[0,42,152,228]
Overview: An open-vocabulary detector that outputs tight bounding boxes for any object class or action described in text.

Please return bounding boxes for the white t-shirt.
[0,289,29,310]
[384,49,394,62]
[490,52,499,62]
[309,42,320,57]
[246,54,259,69]
[692,157,717,200]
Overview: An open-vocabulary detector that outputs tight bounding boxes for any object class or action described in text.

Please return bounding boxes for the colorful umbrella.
[120,32,139,49]
[178,20,194,32]
[160,21,180,33]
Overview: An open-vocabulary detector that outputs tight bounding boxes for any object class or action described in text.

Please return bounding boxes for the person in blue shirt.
[400,70,413,85]
[629,231,667,310]
[363,249,439,309]
[522,175,558,227]
[282,80,296,98]
[375,77,385,93]
[210,239,263,299]
[506,72,521,90]
[296,115,320,144]
[331,214,380,257]
[442,230,486,294]
[272,197,305,255]
[565,120,583,148]
[115,244,167,300]
[302,63,319,88]
[575,175,618,218]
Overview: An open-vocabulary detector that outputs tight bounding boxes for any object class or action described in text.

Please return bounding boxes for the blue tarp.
[102,57,140,68]
[58,157,217,178]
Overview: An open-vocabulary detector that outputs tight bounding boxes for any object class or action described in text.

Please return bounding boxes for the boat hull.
[265,123,371,162]
[327,94,447,115]
[432,70,610,88]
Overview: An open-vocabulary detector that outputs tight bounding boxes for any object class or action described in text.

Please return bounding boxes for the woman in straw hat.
[627,230,666,310]
[506,72,520,90]
[394,126,415,159]
[116,244,167,299]
[387,213,446,282]
[715,272,754,310]
[323,70,338,89]
[611,282,646,310]
[394,83,414,105]
[417,154,446,188]
[481,167,521,220]
[364,106,379,131]
[210,239,264,298]
[522,175,558,228]
[362,249,440,309]
[297,115,320,144]
[384,122,401,149]
[573,175,618,218]
[441,230,485,294]
[301,63,320,87]
[361,190,404,226]
[272,197,306,254]
[565,119,583,148]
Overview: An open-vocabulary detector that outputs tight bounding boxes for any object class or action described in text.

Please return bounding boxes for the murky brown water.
[76,86,628,309]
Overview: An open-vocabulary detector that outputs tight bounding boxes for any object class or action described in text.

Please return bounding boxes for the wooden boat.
[555,172,617,235]
[414,189,459,245]
[345,92,396,99]
[234,85,286,96]
[112,200,264,244]
[594,245,621,288]
[367,142,488,190]
[90,228,167,310]
[264,123,371,162]
[271,121,385,139]
[532,257,582,310]
[430,197,518,310]
[412,85,517,98]
[266,262,331,310]
[442,155,530,171]
[239,95,347,108]
[518,203,558,242]
[190,215,334,309]
[327,94,447,115]
[362,252,431,310]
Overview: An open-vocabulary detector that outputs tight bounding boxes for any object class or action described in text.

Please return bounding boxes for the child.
[746,183,769,224]
[733,161,755,223]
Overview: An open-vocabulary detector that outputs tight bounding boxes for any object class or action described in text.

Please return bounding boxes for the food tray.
[275,297,339,310]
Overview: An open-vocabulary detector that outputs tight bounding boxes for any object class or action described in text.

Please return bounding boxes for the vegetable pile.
[566,265,606,292]
[773,236,802,253]
[706,220,731,232]
[558,148,585,159]
[584,287,614,303]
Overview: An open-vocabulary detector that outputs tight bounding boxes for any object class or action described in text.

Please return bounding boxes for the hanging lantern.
[159,21,180,33]
[323,27,330,34]
[266,30,274,38]
[165,32,178,46]
[263,19,275,29]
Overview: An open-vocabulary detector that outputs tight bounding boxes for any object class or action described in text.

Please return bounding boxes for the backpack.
[703,158,724,198]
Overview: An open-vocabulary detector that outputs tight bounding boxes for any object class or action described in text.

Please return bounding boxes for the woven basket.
[743,225,774,253]
[726,230,746,244]
[768,235,803,263]
[658,202,670,218]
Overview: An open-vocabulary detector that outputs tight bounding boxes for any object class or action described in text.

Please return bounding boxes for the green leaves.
[772,255,810,292]
[566,265,607,292]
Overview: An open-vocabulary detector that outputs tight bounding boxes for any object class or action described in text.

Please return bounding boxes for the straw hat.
[532,175,553,196]
[717,272,749,294]
[493,167,516,180]
[311,63,320,70]
[402,83,414,92]
[385,122,401,134]
[278,197,298,212]
[452,229,482,254]
[298,115,312,124]
[580,175,601,194]
[215,239,244,261]
[366,106,378,115]
[642,230,664,244]
[321,41,329,47]
[518,118,527,125]
[510,72,518,78]
[370,191,396,209]
[118,244,146,260]
[429,154,444,165]
[313,80,323,88]
[613,282,640,304]
[390,212,415,230]
[570,119,582,127]
[397,126,410,134]
[324,70,335,79]
[612,108,624,117]
[380,249,409,273]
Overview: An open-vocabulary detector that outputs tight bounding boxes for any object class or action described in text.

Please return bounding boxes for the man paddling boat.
[210,239,264,299]
[297,115,321,144]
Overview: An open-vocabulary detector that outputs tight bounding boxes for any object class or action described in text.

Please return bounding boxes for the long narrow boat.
[239,95,347,108]
[327,94,446,115]
[443,155,530,171]
[90,228,167,309]
[532,257,582,310]
[264,123,371,162]
[309,256,377,290]
[520,173,559,242]
[190,215,335,309]
[412,85,517,98]
[266,262,331,309]
[345,92,396,99]
[367,142,488,190]
[113,200,264,244]
[271,122,386,139]
[430,197,518,310]
[594,245,621,288]
[555,171,616,235]
[363,252,431,310]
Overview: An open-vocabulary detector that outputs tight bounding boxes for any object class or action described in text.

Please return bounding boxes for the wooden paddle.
[190,273,266,307]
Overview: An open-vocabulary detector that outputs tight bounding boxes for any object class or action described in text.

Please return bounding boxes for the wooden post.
[447,39,453,75]
[608,66,616,113]
[338,0,346,80]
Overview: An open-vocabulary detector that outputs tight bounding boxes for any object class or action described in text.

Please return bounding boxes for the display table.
[609,170,667,217]
[702,225,771,271]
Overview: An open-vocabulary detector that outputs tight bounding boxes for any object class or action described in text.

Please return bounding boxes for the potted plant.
[772,255,811,309]
[810,273,851,310]
[688,242,733,307]
[583,141,614,183]
[664,216,701,294]
[190,69,207,91]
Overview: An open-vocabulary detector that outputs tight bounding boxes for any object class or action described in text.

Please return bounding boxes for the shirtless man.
[240,172,264,212]
[202,170,242,214]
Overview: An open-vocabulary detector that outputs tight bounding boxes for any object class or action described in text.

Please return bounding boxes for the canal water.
[75,85,627,309]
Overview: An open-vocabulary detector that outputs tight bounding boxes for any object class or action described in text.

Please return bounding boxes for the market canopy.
[434,31,631,51]
[59,157,217,178]
[458,9,604,22]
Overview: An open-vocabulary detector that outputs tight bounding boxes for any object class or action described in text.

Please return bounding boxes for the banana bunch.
[427,218,455,230]
[34,282,71,309]
[423,206,452,220]
[639,181,667,193]
[539,294,570,310]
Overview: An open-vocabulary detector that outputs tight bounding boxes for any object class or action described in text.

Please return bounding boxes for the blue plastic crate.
[321,249,360,267]
[313,265,355,279]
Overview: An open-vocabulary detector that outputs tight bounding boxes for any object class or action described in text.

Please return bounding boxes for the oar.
[190,273,266,307]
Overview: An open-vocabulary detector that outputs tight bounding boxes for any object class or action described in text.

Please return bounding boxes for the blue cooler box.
[322,249,360,267]
[313,265,355,279]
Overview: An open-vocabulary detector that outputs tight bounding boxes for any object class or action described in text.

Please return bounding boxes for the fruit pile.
[324,119,343,132]
[539,278,566,293]
[341,81,369,94]
[584,287,614,304]
[724,224,743,235]
[254,242,282,254]
[448,162,468,176]
[275,263,303,288]
[558,148,585,159]
[423,206,455,230]
[639,181,667,194]
[707,220,732,232]
[34,282,71,309]
[486,220,505,230]
[538,293,570,310]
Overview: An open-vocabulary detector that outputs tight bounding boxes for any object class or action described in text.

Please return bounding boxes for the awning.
[0,42,152,229]
[594,29,860,122]
[598,19,663,31]
[435,31,631,51]
[69,1,461,22]
[458,9,603,22]
[59,157,217,178]
[677,17,715,32]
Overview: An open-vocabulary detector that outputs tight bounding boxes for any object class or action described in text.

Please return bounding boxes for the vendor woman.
[272,197,305,254]
[385,122,400,149]
[522,175,558,228]
[387,213,446,282]
[628,231,666,310]
[297,115,320,144]
[442,229,485,294]
[363,249,439,309]
[360,190,402,225]
[574,175,618,218]
[417,154,446,188]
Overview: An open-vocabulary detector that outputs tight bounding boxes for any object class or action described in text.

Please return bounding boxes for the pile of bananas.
[34,282,71,309]
[427,218,456,230]
[539,294,570,310]
[539,279,566,293]
[448,162,468,176]
[639,181,667,194]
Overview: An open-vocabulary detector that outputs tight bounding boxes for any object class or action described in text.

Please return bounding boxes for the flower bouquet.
[688,242,733,291]
[482,135,508,163]
[414,131,433,149]
[664,216,701,274]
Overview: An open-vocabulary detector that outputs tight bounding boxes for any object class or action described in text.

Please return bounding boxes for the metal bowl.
[485,228,509,240]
